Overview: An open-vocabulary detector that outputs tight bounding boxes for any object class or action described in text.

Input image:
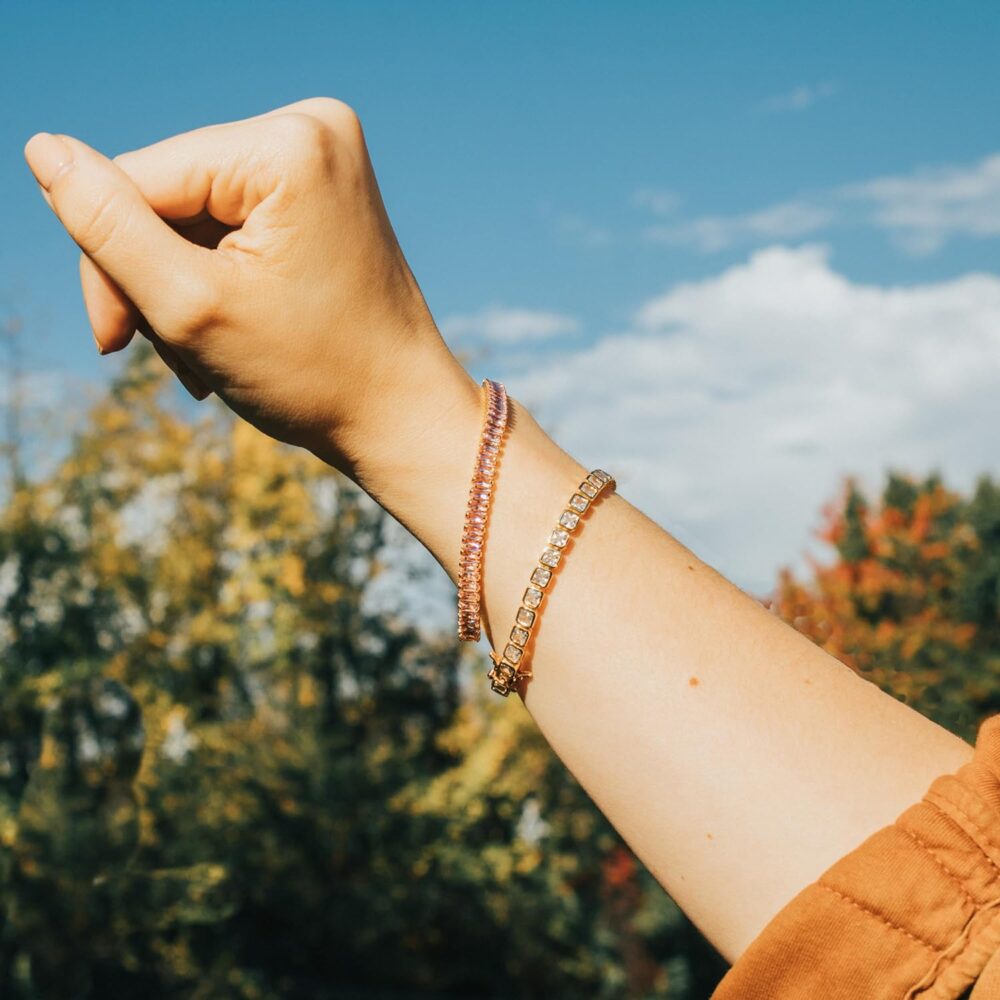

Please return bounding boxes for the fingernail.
[24,133,74,190]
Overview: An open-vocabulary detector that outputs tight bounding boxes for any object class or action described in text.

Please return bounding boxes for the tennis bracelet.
[457,379,509,642]
[487,469,616,697]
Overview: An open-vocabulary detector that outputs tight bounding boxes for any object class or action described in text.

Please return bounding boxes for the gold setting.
[488,469,616,696]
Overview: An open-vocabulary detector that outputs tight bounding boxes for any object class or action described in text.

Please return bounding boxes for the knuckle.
[76,186,128,258]
[327,98,365,151]
[273,112,338,177]
[316,97,363,133]
[295,96,362,135]
[173,269,225,341]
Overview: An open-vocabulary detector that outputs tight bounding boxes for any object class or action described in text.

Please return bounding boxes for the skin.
[24,97,975,965]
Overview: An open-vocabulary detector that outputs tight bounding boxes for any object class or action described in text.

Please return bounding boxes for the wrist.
[322,336,484,581]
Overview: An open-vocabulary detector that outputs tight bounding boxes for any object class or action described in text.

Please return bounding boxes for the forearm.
[344,341,975,963]
[27,97,976,969]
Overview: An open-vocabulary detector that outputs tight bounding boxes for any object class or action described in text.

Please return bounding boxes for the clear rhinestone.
[569,494,589,513]
[540,547,561,568]
[516,607,536,628]
[559,510,580,530]
[579,481,598,498]
[549,528,569,548]
[530,566,552,587]
[510,626,529,646]
[504,644,523,664]
[523,587,543,609]
[587,473,606,490]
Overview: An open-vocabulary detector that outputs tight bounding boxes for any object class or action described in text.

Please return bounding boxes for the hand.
[23,97,473,477]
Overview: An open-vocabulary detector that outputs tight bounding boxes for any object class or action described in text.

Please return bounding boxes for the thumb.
[24,132,220,335]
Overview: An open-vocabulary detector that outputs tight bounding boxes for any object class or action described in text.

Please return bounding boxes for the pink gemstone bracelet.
[457,379,509,642]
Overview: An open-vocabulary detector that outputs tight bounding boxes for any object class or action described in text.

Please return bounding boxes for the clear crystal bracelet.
[487,469,616,697]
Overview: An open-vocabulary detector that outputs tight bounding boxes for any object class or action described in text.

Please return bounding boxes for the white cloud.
[645,200,833,252]
[633,187,681,217]
[758,81,838,114]
[556,213,612,248]
[639,152,1000,256]
[441,306,579,343]
[844,153,1000,255]
[503,245,1000,593]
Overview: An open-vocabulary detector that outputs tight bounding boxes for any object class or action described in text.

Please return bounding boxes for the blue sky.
[3,2,1000,596]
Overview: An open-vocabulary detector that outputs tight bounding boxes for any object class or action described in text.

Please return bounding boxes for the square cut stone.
[540,547,561,568]
[569,494,590,513]
[549,528,569,548]
[510,626,530,647]
[579,481,598,498]
[559,510,580,530]
[531,566,552,587]
[516,607,536,628]
[523,587,543,609]
[503,643,523,664]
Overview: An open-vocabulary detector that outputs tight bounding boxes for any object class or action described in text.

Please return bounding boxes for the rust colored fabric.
[711,714,1000,999]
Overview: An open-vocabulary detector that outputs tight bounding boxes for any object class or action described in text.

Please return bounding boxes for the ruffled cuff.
[711,714,1000,1000]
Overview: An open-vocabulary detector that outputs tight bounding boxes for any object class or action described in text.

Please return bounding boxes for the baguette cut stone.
[510,626,529,646]
[516,607,536,627]
[559,510,580,530]
[504,643,523,664]
[523,587,543,609]
[549,528,569,548]
[540,547,561,568]
[530,566,552,587]
[579,481,598,498]
[569,494,589,513]
[587,473,606,489]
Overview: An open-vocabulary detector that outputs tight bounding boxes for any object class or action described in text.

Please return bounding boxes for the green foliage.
[0,345,709,999]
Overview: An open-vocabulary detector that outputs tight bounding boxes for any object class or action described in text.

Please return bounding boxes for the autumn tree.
[774,472,1000,742]
[0,344,707,999]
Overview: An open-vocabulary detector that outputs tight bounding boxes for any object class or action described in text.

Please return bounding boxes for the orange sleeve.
[710,714,1000,1000]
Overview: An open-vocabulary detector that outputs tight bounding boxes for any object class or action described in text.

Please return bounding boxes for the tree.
[773,472,1000,743]
[0,344,708,999]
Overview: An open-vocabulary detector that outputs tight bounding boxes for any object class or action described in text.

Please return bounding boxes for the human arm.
[23,98,974,964]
